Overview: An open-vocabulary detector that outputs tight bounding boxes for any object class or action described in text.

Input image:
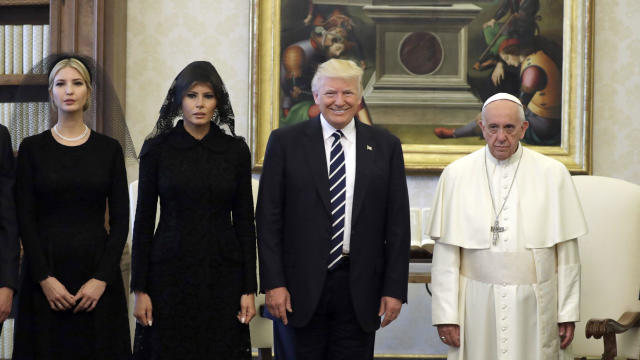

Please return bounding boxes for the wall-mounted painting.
[251,0,593,173]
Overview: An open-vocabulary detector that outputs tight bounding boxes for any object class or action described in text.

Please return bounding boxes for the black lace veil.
[146,61,237,142]
[9,53,137,164]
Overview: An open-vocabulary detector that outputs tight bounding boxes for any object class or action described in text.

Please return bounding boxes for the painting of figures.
[253,0,592,172]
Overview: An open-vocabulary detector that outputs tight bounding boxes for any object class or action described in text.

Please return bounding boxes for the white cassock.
[427,145,587,360]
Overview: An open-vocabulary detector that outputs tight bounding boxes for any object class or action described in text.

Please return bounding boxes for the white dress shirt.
[320,115,355,253]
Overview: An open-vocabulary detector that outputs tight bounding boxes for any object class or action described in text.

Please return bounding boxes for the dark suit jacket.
[257,117,410,332]
[0,125,19,291]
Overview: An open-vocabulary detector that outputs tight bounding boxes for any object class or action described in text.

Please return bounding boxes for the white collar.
[320,114,355,143]
[485,143,523,167]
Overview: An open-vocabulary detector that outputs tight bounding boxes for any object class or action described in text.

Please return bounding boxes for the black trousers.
[294,259,375,360]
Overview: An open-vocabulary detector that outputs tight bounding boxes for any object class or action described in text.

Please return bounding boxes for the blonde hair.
[48,58,93,111]
[311,58,363,95]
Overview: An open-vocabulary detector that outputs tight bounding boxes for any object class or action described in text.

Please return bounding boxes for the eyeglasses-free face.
[478,100,529,160]
[50,66,90,114]
[181,82,217,131]
[313,76,362,130]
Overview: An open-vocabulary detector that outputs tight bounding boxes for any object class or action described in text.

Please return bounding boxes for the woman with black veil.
[12,54,132,359]
[131,61,257,359]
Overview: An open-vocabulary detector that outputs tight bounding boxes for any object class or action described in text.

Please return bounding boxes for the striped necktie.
[328,130,346,270]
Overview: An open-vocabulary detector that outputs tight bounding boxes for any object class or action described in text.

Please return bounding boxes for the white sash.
[460,249,537,285]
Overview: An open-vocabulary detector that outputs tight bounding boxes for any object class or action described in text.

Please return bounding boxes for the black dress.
[13,131,131,360]
[131,121,256,360]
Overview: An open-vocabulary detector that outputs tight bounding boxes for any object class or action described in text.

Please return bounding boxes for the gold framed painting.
[250,0,593,174]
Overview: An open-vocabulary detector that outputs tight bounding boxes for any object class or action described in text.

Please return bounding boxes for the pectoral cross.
[491,219,505,245]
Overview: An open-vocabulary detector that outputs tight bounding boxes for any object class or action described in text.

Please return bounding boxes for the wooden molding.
[0,0,49,5]
[0,74,48,86]
[408,272,431,284]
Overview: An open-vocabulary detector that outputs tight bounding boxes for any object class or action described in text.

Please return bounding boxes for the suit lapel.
[303,117,331,214]
[351,120,373,226]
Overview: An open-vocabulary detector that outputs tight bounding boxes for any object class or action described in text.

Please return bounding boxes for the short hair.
[311,58,363,95]
[48,58,93,111]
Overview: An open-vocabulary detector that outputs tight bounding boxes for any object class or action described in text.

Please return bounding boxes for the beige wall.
[126,0,251,150]
[592,0,640,183]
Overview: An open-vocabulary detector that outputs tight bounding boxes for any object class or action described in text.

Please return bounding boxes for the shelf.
[0,1,49,25]
[0,79,48,102]
[408,272,431,284]
[0,0,49,5]
[0,85,48,102]
[0,74,47,86]
[0,75,48,102]
[0,1,50,100]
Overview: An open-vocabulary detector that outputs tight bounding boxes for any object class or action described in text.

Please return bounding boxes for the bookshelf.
[0,74,47,85]
[0,0,50,4]
[0,0,126,136]
[0,1,49,26]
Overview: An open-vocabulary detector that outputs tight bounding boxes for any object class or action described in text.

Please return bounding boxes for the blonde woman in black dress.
[12,55,131,360]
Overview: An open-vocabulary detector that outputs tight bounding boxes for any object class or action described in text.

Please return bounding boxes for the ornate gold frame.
[249,0,593,174]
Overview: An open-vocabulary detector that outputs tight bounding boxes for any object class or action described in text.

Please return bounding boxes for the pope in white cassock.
[427,93,587,360]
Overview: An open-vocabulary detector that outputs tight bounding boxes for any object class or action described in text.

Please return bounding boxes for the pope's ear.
[520,120,530,138]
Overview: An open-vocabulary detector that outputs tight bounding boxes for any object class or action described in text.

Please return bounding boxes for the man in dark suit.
[0,124,19,331]
[257,59,410,359]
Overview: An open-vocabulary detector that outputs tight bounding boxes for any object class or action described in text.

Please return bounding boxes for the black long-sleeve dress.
[12,130,131,360]
[0,125,19,296]
[131,121,256,360]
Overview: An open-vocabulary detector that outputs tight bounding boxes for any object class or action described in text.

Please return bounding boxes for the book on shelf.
[43,24,50,64]
[4,26,12,75]
[0,102,49,150]
[32,25,43,73]
[0,103,8,128]
[0,27,4,75]
[28,102,36,135]
[14,102,23,145]
[421,207,434,253]
[22,24,32,74]
[0,25,50,76]
[409,207,435,253]
[1,319,13,359]
[39,102,49,133]
[12,25,22,75]
[22,102,29,142]
[3,103,16,149]
[0,318,6,359]
[410,207,422,249]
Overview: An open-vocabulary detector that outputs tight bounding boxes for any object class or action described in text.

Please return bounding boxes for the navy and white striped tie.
[328,130,346,270]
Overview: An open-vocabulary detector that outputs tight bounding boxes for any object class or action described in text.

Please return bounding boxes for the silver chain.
[484,146,524,223]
